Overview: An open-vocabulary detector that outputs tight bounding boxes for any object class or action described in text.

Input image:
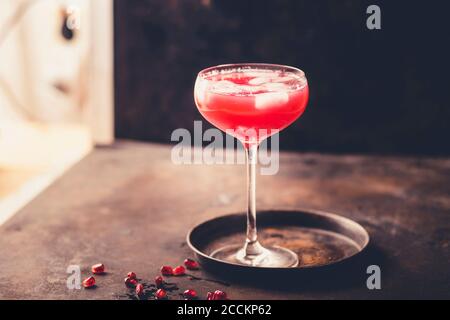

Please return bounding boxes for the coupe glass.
[194,63,309,267]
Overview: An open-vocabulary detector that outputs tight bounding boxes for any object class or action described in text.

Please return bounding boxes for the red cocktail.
[195,66,309,147]
[194,64,309,268]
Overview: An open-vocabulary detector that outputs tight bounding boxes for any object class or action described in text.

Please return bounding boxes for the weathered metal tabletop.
[0,140,449,299]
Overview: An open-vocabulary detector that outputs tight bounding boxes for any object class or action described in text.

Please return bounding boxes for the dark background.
[114,0,450,156]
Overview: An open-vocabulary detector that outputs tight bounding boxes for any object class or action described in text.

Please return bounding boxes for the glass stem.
[244,143,264,257]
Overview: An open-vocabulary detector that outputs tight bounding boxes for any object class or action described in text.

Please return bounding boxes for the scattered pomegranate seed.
[160,265,173,276]
[184,258,199,270]
[91,263,105,274]
[183,289,197,299]
[213,290,227,300]
[173,265,186,276]
[155,288,167,299]
[82,276,96,288]
[206,290,228,300]
[135,283,144,296]
[127,272,137,279]
[154,276,164,288]
[124,277,138,287]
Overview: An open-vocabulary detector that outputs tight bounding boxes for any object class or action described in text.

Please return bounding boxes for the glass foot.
[210,244,298,268]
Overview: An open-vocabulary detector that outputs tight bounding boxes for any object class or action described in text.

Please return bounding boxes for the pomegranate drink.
[194,64,309,268]
[195,67,309,145]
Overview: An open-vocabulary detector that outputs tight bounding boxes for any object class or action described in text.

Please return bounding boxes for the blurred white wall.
[0,0,28,123]
[0,0,91,124]
[0,0,113,224]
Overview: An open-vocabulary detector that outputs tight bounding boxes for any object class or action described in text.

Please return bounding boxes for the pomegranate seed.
[155,288,167,299]
[91,263,105,274]
[127,272,137,279]
[184,258,199,270]
[206,291,214,300]
[82,276,95,288]
[183,289,197,299]
[124,277,138,287]
[173,265,185,276]
[154,276,164,288]
[160,265,173,276]
[213,290,227,300]
[135,283,144,296]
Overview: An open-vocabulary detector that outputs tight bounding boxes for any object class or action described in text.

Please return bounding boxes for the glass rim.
[197,63,306,79]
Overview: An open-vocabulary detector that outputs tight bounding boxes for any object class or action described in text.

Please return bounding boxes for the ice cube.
[263,82,288,92]
[212,80,237,94]
[276,76,295,83]
[248,77,271,86]
[237,85,258,95]
[255,92,289,109]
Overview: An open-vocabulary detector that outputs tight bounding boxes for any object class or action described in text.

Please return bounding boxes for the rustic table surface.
[0,140,449,299]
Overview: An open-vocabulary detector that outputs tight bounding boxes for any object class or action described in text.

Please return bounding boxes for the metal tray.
[187,209,370,280]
